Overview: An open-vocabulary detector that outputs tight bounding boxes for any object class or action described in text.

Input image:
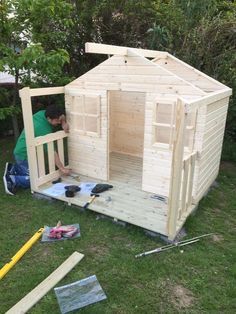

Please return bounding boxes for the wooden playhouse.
[19,43,232,240]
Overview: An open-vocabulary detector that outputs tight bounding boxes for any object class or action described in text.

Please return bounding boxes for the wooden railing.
[167,91,232,239]
[35,130,68,187]
[19,86,66,192]
[177,152,197,221]
[167,99,197,239]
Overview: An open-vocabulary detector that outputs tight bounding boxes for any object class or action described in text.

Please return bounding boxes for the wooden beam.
[23,86,64,97]
[184,88,232,112]
[6,251,84,314]
[19,87,39,191]
[85,42,167,58]
[167,99,186,240]
[34,130,68,146]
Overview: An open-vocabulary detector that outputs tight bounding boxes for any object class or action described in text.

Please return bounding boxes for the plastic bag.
[54,275,107,313]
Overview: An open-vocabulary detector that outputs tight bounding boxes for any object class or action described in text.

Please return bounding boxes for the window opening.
[71,95,100,136]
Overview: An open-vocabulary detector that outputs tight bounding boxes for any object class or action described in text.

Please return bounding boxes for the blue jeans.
[11,157,30,189]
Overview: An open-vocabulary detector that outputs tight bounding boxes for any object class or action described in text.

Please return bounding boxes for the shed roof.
[66,43,229,100]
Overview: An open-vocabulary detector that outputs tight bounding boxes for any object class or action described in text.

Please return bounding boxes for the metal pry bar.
[135,233,214,258]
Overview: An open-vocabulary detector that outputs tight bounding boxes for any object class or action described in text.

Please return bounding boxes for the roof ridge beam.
[85,42,167,59]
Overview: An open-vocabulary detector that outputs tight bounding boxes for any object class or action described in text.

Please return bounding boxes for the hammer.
[83,194,99,209]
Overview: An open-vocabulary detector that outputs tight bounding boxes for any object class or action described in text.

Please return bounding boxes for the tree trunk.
[12,69,20,141]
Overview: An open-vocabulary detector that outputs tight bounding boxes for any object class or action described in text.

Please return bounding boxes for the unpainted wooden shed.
[19,43,232,239]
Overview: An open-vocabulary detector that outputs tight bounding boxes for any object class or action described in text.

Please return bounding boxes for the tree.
[0,0,72,139]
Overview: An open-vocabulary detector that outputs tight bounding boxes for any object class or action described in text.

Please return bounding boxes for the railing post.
[167,99,187,240]
[19,87,38,192]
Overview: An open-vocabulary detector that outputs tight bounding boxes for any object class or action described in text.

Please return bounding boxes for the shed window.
[152,102,175,149]
[152,102,196,151]
[71,95,100,136]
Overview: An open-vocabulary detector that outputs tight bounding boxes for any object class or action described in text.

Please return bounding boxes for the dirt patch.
[220,161,236,172]
[212,234,224,242]
[86,244,109,257]
[213,208,221,214]
[112,235,126,241]
[171,284,195,309]
[41,246,52,257]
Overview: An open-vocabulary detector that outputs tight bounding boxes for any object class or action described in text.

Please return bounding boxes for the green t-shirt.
[14,110,53,161]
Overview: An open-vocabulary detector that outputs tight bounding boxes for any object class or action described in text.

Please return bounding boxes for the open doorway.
[108,91,145,188]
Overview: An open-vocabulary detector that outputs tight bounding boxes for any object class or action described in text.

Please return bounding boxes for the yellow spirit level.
[0,227,44,280]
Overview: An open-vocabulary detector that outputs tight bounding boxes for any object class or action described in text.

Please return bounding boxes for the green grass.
[0,136,236,313]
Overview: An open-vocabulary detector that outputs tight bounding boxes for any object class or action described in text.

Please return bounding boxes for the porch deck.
[37,152,168,236]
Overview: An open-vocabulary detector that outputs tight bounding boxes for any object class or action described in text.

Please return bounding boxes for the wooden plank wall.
[65,91,109,180]
[109,91,145,157]
[67,54,206,99]
[142,94,172,196]
[64,53,209,195]
[193,96,230,202]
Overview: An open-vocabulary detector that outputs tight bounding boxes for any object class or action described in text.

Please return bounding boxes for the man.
[3,104,70,195]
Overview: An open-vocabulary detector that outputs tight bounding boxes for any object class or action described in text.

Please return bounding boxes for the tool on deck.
[83,194,99,209]
[69,173,80,181]
[52,177,62,184]
[135,233,214,258]
[0,227,44,280]
[65,185,81,197]
[83,184,113,209]
[91,184,113,195]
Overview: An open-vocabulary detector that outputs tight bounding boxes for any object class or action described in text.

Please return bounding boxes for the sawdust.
[171,284,195,309]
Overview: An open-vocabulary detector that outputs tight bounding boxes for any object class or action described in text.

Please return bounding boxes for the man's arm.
[54,152,71,175]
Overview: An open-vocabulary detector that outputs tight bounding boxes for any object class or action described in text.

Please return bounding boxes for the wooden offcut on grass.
[0,136,236,313]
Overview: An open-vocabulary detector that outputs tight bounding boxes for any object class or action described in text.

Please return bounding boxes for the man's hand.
[59,167,72,176]
[54,152,71,176]
[62,121,69,133]
[60,114,69,133]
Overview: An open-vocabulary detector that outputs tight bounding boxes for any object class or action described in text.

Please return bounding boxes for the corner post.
[167,98,187,239]
[19,87,38,192]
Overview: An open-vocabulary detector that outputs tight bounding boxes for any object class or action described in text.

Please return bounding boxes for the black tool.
[64,185,81,198]
[52,178,62,184]
[91,184,113,195]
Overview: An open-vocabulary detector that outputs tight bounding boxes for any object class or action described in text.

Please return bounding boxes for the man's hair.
[45,105,64,119]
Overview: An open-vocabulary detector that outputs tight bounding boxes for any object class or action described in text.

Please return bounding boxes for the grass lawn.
[0,136,236,313]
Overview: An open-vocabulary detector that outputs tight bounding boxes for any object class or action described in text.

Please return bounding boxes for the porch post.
[167,98,186,240]
[19,87,38,192]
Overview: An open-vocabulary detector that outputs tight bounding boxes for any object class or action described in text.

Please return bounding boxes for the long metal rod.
[135,233,214,258]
